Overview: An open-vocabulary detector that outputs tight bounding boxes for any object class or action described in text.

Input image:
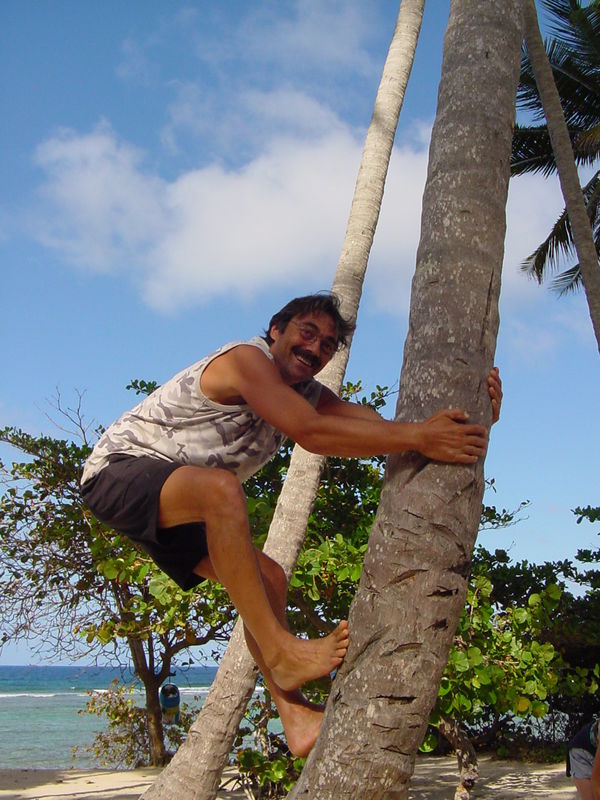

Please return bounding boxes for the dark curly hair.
[265,292,355,348]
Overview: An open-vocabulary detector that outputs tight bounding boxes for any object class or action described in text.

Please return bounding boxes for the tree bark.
[141,2,425,798]
[127,635,169,766]
[437,717,478,800]
[522,0,600,354]
[289,2,523,798]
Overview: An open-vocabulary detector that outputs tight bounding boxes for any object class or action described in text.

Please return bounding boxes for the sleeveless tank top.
[81,336,322,485]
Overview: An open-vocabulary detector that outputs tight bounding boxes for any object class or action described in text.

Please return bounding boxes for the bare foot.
[268,621,349,692]
[280,696,325,758]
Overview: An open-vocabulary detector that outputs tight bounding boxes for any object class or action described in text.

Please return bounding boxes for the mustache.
[292,347,320,368]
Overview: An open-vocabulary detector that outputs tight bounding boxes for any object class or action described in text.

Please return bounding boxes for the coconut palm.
[289,0,523,796]
[511,0,600,295]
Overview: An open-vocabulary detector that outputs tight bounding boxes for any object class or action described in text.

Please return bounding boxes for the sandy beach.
[0,755,576,799]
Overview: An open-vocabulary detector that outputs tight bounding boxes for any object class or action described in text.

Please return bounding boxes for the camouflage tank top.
[81,337,321,485]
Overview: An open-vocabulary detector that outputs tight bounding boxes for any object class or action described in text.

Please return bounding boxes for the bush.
[77,680,197,768]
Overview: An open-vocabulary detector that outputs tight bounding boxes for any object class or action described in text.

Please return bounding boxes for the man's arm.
[316,386,385,422]
[213,346,489,464]
[592,744,600,800]
[318,368,503,425]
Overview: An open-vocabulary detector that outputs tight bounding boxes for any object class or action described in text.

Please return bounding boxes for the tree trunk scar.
[427,618,448,630]
[479,267,495,348]
[428,586,458,597]
[388,568,426,585]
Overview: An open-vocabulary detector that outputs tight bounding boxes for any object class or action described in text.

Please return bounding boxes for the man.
[81,292,502,757]
[567,718,600,800]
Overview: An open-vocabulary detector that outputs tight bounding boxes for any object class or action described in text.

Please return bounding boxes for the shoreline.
[0,755,576,799]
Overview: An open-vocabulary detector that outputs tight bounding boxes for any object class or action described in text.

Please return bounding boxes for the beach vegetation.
[233,490,600,797]
[0,391,236,766]
[1,385,598,785]
[75,679,196,768]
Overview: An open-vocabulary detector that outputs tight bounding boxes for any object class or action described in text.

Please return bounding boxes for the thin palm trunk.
[141,2,425,798]
[437,717,478,800]
[289,1,523,797]
[522,0,600,354]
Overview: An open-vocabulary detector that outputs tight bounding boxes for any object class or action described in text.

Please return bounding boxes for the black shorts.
[81,454,208,591]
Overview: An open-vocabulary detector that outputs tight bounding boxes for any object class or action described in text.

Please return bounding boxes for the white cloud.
[362,142,429,317]
[144,130,361,310]
[238,1,380,77]
[503,171,566,302]
[28,108,584,345]
[30,117,361,311]
[160,86,350,162]
[120,2,385,161]
[32,122,167,271]
[116,38,156,84]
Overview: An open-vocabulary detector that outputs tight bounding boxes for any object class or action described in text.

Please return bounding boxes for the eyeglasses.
[289,320,339,357]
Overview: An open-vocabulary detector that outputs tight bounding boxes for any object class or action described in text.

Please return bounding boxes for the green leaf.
[100,562,119,581]
[514,608,528,624]
[477,667,492,686]
[546,583,562,601]
[515,696,530,714]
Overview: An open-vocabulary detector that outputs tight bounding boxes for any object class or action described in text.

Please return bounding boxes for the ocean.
[0,664,217,770]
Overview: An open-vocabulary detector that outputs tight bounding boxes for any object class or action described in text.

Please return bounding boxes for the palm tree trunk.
[522,0,600,354]
[437,717,478,800]
[289,1,523,797]
[141,2,425,798]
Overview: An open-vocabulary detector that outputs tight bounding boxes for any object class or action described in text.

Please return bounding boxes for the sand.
[0,755,576,799]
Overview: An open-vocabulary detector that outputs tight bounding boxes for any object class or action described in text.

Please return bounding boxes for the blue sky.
[1,2,599,665]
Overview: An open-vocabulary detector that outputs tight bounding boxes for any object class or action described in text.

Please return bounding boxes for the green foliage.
[574,505,600,525]
[125,379,159,396]
[431,576,561,744]
[0,422,234,663]
[76,680,197,768]
[0,413,234,766]
[234,691,305,799]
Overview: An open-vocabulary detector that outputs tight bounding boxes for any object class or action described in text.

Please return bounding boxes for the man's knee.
[204,468,245,508]
[159,465,246,527]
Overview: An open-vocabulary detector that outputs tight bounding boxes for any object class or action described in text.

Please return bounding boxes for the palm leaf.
[511,122,595,175]
[512,124,558,176]
[575,123,600,159]
[514,0,600,173]
[520,207,574,282]
[543,0,600,62]
[551,264,583,294]
[520,170,600,291]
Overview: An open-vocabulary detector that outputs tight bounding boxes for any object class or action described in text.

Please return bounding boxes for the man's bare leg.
[193,549,326,757]
[573,778,594,800]
[158,465,349,692]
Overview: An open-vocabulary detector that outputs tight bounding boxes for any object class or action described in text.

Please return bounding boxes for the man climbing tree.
[81,292,501,759]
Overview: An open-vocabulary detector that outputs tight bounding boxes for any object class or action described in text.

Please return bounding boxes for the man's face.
[269,311,338,384]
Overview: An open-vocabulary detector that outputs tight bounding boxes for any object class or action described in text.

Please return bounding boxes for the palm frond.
[511,123,593,174]
[544,41,600,130]
[576,124,600,159]
[551,264,583,295]
[512,125,557,175]
[520,170,600,289]
[516,0,600,168]
[543,0,600,64]
[520,206,574,282]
